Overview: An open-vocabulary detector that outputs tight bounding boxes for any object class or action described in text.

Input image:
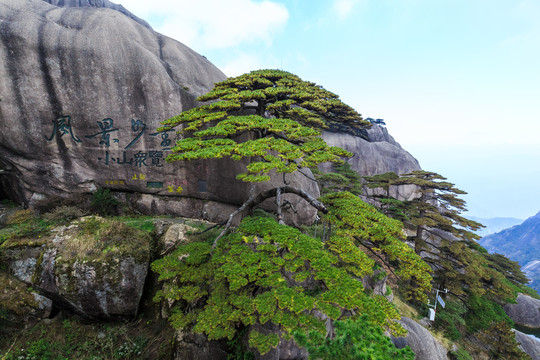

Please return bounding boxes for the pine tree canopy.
[363,170,484,242]
[160,69,371,182]
[360,170,524,301]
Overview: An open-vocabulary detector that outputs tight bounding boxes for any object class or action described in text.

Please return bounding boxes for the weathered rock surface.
[391,317,449,360]
[514,330,540,360]
[0,271,53,324]
[42,0,151,28]
[322,126,421,177]
[0,0,319,224]
[363,270,393,301]
[1,217,151,319]
[160,222,197,255]
[504,294,540,330]
[174,331,228,360]
[275,338,309,360]
[322,127,421,202]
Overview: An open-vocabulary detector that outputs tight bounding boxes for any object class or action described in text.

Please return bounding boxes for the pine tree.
[312,162,363,195]
[152,215,417,355]
[161,69,372,242]
[161,69,370,183]
[475,321,532,359]
[389,171,484,247]
[361,171,518,299]
[152,70,434,356]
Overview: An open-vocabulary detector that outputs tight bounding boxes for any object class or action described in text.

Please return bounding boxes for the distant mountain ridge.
[479,212,540,292]
[468,216,524,237]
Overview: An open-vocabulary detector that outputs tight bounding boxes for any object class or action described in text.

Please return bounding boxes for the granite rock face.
[514,330,540,360]
[0,0,319,224]
[504,294,540,330]
[42,0,151,27]
[391,317,449,360]
[322,126,421,177]
[322,126,421,202]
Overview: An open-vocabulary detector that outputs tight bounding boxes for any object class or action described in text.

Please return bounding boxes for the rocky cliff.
[0,0,222,214]
[504,294,540,330]
[42,0,151,27]
[391,317,449,360]
[0,0,318,224]
[1,216,151,319]
[0,0,421,226]
[322,126,420,177]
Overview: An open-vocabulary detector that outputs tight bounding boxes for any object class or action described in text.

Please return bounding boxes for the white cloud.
[220,53,267,77]
[333,0,366,19]
[119,0,289,51]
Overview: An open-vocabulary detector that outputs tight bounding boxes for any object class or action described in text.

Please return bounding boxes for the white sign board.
[437,295,446,308]
[429,308,436,321]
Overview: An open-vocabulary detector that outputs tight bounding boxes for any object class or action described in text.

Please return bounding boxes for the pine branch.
[212,186,327,249]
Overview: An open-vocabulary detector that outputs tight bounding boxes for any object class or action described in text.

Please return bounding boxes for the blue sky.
[121,0,540,219]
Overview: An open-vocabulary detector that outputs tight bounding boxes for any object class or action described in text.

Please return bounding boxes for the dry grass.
[430,328,453,352]
[393,295,419,320]
[59,216,105,257]
[6,209,34,225]
[61,233,101,257]
[43,206,84,225]
[58,216,151,262]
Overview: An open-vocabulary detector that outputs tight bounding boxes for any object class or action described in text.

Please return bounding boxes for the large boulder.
[0,217,151,319]
[504,294,540,330]
[391,317,449,360]
[514,330,540,360]
[322,126,421,177]
[0,0,319,224]
[322,127,421,202]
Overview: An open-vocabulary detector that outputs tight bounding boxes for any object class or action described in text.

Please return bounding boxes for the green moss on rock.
[0,272,39,316]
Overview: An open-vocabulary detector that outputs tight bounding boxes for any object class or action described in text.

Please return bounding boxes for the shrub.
[464,295,513,333]
[433,300,466,341]
[293,315,415,360]
[90,188,120,216]
[6,338,54,360]
[43,206,84,225]
[451,348,473,360]
[6,208,34,225]
[0,199,18,208]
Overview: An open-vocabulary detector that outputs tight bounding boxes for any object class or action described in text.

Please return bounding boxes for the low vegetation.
[0,316,174,360]
[293,315,415,360]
